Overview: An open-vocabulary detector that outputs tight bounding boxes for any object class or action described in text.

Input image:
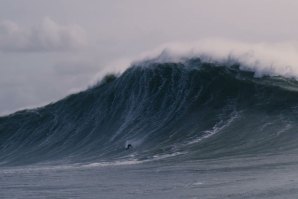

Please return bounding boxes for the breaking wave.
[1,57,298,166]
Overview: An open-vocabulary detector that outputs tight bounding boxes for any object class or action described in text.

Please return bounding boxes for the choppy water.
[1,154,298,199]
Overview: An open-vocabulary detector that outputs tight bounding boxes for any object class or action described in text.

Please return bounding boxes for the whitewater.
[1,44,298,198]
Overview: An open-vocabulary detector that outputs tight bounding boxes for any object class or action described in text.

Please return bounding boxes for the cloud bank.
[0,18,87,52]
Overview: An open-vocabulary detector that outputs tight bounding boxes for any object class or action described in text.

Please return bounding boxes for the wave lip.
[1,57,298,166]
[136,39,298,79]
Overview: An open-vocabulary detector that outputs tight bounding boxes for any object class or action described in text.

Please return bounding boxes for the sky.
[1,0,298,115]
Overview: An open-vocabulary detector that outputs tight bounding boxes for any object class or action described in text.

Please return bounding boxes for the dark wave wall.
[1,58,298,166]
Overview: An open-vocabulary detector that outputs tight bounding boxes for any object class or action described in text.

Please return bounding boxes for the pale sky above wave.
[0,0,298,115]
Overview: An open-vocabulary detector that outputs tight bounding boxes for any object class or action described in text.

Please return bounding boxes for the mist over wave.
[134,39,298,78]
[1,49,298,166]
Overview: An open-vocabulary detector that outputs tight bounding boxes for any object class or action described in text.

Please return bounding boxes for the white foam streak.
[84,152,186,168]
[187,110,240,145]
[0,152,186,174]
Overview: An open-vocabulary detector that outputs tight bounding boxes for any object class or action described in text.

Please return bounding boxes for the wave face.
[1,58,298,166]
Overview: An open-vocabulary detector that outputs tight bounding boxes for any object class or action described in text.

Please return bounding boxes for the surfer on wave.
[126,144,133,150]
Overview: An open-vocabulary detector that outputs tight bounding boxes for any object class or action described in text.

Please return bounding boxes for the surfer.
[126,144,133,150]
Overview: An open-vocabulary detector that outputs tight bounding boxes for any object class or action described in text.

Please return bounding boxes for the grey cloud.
[0,17,87,52]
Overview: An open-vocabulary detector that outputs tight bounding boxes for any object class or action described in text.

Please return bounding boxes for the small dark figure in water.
[126,144,133,150]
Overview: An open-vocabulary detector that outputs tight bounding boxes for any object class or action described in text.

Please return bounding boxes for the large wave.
[1,57,298,166]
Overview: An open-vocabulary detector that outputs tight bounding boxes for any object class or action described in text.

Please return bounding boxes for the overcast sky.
[1,0,298,115]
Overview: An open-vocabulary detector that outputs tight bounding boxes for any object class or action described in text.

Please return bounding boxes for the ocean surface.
[1,57,298,198]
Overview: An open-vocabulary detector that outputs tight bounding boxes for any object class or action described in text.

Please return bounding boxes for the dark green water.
[1,58,298,198]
